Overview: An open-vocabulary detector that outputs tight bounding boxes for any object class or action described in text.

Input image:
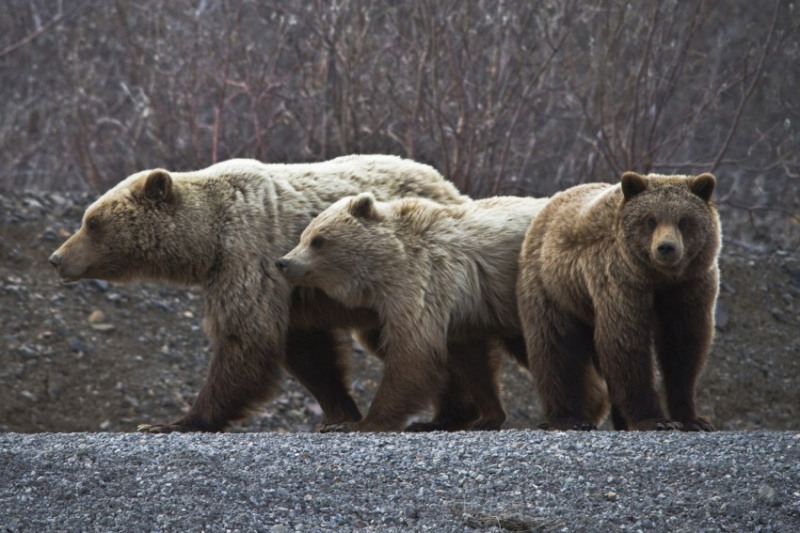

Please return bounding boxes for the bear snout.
[650,225,684,267]
[48,252,61,268]
[656,242,677,256]
[652,239,684,266]
[275,256,309,280]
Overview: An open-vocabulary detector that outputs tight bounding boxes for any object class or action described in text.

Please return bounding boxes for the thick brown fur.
[49,155,470,433]
[277,194,546,432]
[517,172,721,432]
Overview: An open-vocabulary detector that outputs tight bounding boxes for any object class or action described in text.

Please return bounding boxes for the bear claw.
[538,420,596,431]
[137,423,189,434]
[680,418,715,432]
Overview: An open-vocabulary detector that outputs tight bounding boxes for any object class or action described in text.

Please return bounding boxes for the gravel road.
[1,431,798,532]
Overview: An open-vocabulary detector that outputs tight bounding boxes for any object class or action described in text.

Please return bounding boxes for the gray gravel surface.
[1,431,799,532]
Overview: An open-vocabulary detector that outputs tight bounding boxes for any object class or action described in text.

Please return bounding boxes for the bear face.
[49,169,210,284]
[277,193,400,308]
[618,172,719,278]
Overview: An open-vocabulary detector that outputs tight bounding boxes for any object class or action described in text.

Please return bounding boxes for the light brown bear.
[276,193,546,432]
[49,155,476,433]
[517,172,720,432]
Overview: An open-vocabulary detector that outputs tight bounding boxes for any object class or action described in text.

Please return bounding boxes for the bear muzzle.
[275,257,309,280]
[654,241,681,263]
[651,226,684,268]
[49,250,84,282]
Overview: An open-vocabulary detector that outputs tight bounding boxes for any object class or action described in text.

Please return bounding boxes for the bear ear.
[620,172,648,200]
[142,169,173,203]
[690,173,716,202]
[348,193,379,220]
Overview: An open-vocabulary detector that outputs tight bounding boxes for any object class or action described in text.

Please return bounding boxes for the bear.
[516,171,721,432]
[49,154,477,433]
[276,193,547,432]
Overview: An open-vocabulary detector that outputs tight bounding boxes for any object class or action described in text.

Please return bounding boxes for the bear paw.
[538,419,596,431]
[678,417,715,432]
[136,422,193,434]
[319,421,366,433]
[628,418,683,431]
[468,418,504,431]
[405,421,456,432]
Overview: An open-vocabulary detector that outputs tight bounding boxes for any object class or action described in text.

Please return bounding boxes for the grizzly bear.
[517,172,720,431]
[49,155,475,433]
[276,193,546,432]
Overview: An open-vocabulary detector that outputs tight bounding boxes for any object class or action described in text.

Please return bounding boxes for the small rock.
[270,525,289,533]
[68,338,92,353]
[770,308,786,322]
[88,310,106,323]
[784,266,800,285]
[604,491,618,501]
[99,420,112,431]
[107,293,122,303]
[20,390,38,402]
[714,303,730,331]
[757,484,780,506]
[91,280,109,292]
[91,323,115,332]
[18,344,41,359]
[404,505,419,519]
[48,383,61,401]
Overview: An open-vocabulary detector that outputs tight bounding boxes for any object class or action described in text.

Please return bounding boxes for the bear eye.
[86,217,100,232]
[310,236,325,250]
[646,218,657,230]
[678,218,688,230]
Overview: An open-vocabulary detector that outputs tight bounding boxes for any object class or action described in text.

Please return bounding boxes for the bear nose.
[657,242,676,256]
[275,258,288,271]
[49,253,61,268]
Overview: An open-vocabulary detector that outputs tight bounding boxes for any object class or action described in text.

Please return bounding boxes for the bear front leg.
[594,296,681,431]
[284,328,362,427]
[138,335,284,433]
[520,282,599,431]
[654,275,717,432]
[324,325,448,433]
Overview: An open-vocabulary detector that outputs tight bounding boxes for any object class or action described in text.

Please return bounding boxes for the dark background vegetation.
[1,0,798,243]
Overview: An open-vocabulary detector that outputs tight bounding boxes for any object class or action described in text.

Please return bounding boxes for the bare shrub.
[1,0,797,242]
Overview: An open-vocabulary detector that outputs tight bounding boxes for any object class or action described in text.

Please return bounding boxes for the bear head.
[617,171,720,278]
[49,168,206,284]
[276,192,398,307]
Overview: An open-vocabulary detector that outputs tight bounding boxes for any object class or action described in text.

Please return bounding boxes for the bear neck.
[142,183,225,285]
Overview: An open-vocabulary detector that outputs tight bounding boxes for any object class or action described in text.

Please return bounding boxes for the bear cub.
[277,193,546,432]
[517,172,720,431]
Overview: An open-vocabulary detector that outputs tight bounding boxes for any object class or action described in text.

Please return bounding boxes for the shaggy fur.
[277,194,545,432]
[49,155,469,432]
[517,172,721,432]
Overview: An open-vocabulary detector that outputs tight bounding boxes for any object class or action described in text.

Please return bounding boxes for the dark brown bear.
[517,172,721,431]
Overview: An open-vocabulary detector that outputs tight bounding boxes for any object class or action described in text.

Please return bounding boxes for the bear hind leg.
[285,328,363,427]
[408,339,506,432]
